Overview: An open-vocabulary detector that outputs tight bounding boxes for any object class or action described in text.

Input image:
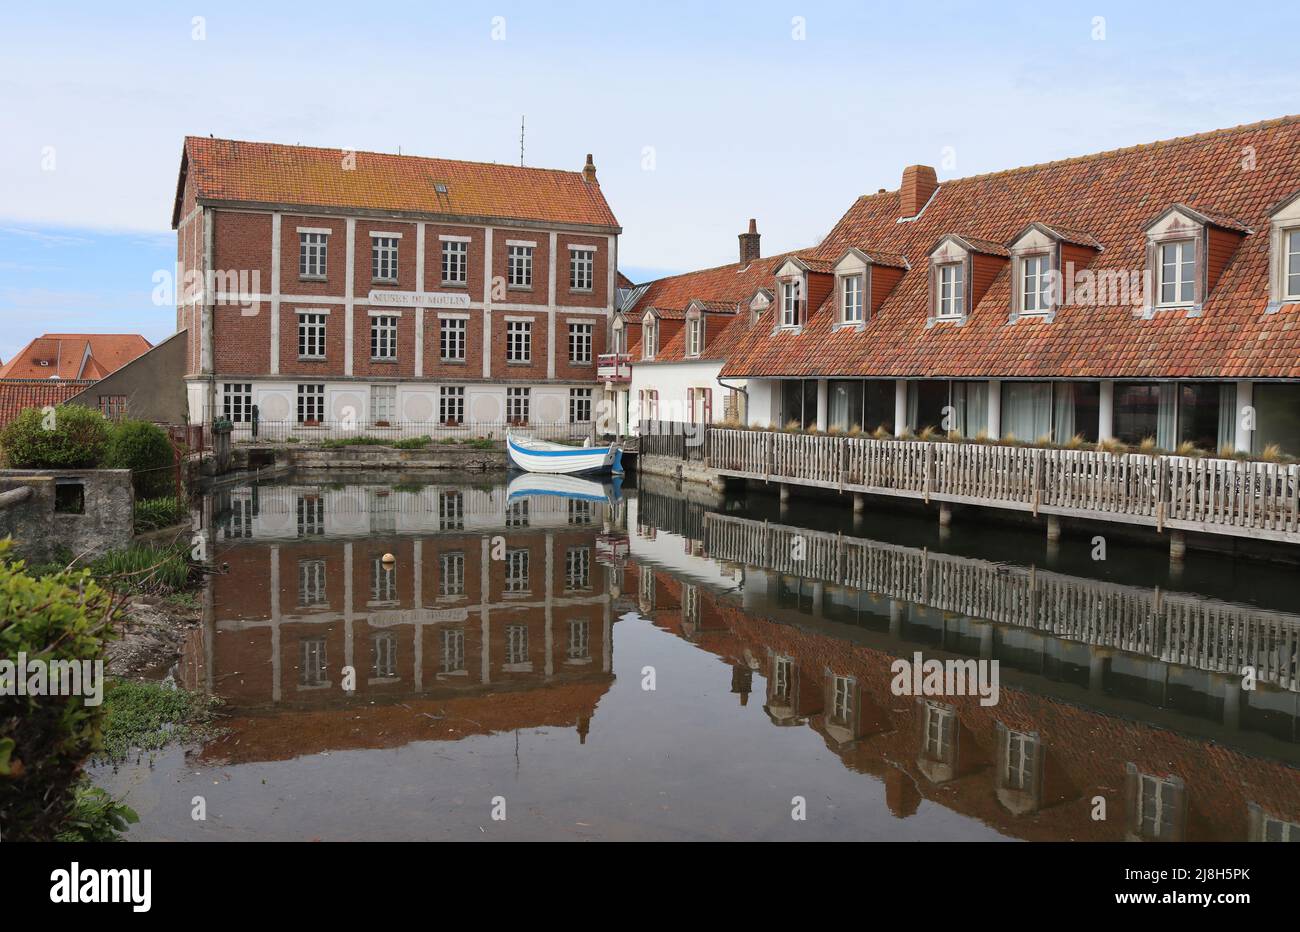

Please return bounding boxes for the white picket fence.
[708,429,1300,543]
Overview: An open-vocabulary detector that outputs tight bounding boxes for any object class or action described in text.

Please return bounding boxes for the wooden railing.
[704,512,1300,691]
[638,420,708,462]
[708,428,1300,543]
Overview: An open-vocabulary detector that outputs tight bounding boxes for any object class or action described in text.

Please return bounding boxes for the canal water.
[92,471,1300,841]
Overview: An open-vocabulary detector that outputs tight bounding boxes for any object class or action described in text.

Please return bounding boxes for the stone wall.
[0,469,134,562]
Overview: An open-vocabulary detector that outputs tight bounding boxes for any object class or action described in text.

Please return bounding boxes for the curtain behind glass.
[830,381,849,430]
[1053,382,1076,443]
[1217,383,1237,452]
[1003,382,1052,442]
[907,381,918,432]
[1157,383,1176,449]
[960,381,988,437]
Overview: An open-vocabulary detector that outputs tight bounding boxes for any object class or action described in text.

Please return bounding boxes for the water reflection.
[114,471,1300,841]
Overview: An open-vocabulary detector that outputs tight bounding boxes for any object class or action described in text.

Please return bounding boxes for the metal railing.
[230,419,596,444]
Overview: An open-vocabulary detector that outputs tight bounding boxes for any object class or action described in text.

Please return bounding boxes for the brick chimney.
[900,165,938,218]
[582,153,597,183]
[738,218,761,265]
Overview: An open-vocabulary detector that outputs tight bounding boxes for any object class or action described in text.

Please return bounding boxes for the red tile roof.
[0,334,151,381]
[718,114,1300,379]
[0,380,95,430]
[176,136,620,230]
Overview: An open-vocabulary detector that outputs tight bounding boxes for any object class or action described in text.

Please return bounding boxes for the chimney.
[899,165,938,219]
[582,153,597,184]
[738,218,761,265]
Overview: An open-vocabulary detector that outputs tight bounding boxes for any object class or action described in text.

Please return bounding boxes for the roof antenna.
[520,115,525,167]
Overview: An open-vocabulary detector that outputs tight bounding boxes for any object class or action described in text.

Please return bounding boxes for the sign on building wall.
[367,291,472,308]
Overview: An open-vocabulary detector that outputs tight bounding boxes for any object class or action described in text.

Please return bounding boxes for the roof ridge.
[187,136,588,178]
[640,247,810,288]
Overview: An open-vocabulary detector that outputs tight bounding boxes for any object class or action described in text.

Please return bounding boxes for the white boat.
[507,472,623,504]
[506,432,623,476]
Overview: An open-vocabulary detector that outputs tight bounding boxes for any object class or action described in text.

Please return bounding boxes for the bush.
[104,419,174,498]
[53,782,138,842]
[393,435,432,449]
[0,404,111,469]
[134,496,187,532]
[0,541,119,841]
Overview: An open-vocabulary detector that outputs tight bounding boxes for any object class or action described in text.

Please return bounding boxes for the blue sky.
[2,0,1298,362]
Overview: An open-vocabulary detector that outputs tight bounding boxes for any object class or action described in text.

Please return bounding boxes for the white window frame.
[570,248,594,292]
[568,322,593,364]
[299,637,328,686]
[506,386,531,424]
[370,314,398,360]
[439,386,464,425]
[371,631,397,678]
[1005,730,1037,790]
[1021,254,1053,314]
[223,383,252,423]
[439,551,465,597]
[643,320,658,360]
[438,490,463,530]
[832,675,854,724]
[567,619,590,660]
[569,387,592,424]
[370,555,397,604]
[299,231,328,279]
[507,244,534,288]
[298,312,327,359]
[1287,228,1300,300]
[369,384,396,424]
[841,274,864,324]
[296,383,324,424]
[298,559,328,607]
[440,628,466,673]
[440,316,467,361]
[506,320,532,363]
[505,548,530,593]
[371,235,399,282]
[937,263,964,319]
[686,316,703,357]
[1158,239,1196,307]
[506,625,529,666]
[1137,773,1177,839]
[564,546,591,591]
[781,279,802,328]
[441,239,468,284]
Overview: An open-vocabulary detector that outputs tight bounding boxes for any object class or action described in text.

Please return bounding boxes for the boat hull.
[506,434,623,476]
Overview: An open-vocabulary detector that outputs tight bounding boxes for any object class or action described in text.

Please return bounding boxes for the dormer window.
[1268,193,1300,308]
[1158,239,1196,306]
[642,315,658,360]
[841,275,863,323]
[781,278,802,327]
[1021,254,1052,313]
[686,315,703,357]
[1288,230,1300,299]
[937,263,964,319]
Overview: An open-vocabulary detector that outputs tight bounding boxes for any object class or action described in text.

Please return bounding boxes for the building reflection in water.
[630,477,1300,842]
[186,477,624,761]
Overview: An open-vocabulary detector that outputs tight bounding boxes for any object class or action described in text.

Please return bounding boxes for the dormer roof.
[1145,203,1253,235]
[1008,222,1103,251]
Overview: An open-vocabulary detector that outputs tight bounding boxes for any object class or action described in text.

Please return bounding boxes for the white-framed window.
[505,548,529,593]
[831,675,854,724]
[371,236,398,281]
[439,386,464,425]
[439,551,464,597]
[772,656,792,702]
[781,279,802,327]
[1021,254,1052,313]
[506,386,530,425]
[1005,729,1037,791]
[296,494,323,536]
[686,316,703,356]
[569,388,592,423]
[98,395,127,421]
[296,383,324,423]
[1287,229,1300,299]
[565,546,591,590]
[370,556,397,603]
[440,628,465,674]
[299,231,328,279]
[441,239,468,284]
[938,263,964,319]
[298,559,327,606]
[507,244,534,288]
[506,319,532,363]
[1158,240,1196,305]
[568,322,593,364]
[370,314,398,360]
[370,384,395,425]
[371,632,397,678]
[299,637,327,686]
[567,498,592,525]
[570,248,594,291]
[567,620,590,660]
[438,490,463,530]
[223,383,252,423]
[643,320,658,360]
[506,625,529,665]
[298,312,326,358]
[505,498,528,528]
[1137,773,1178,839]
[440,317,466,361]
[1263,814,1300,842]
[841,275,864,323]
[923,700,954,758]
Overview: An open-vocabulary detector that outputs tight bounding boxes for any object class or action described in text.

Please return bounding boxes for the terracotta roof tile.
[0,380,95,429]
[178,136,620,230]
[0,334,151,380]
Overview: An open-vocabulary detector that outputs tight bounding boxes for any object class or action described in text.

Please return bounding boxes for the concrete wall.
[0,469,134,562]
[67,329,189,424]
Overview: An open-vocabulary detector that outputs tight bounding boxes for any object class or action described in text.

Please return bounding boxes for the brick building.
[172,137,621,436]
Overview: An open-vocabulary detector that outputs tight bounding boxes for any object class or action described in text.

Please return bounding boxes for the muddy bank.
[105,595,201,680]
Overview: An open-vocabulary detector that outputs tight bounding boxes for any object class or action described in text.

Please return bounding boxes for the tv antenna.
[520,115,525,166]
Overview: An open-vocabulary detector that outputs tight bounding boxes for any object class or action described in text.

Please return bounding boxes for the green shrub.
[0,404,111,469]
[53,782,138,842]
[89,544,192,595]
[393,435,432,449]
[134,496,187,532]
[319,435,393,448]
[104,419,174,498]
[0,541,119,841]
[97,679,220,764]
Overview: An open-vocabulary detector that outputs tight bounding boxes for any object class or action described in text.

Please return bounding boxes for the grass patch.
[89,544,193,595]
[318,435,394,448]
[97,679,222,765]
[134,496,187,532]
[393,435,432,449]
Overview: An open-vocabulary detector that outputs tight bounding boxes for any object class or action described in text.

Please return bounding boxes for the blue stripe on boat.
[508,438,613,457]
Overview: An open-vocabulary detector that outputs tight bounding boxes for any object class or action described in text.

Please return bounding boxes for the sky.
[2,0,1298,363]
